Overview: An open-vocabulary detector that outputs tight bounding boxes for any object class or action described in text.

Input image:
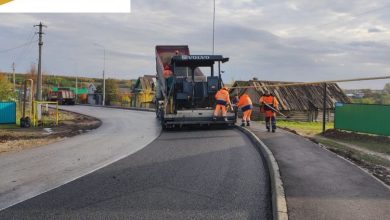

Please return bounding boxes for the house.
[229,79,350,121]
[87,83,102,105]
[130,75,156,108]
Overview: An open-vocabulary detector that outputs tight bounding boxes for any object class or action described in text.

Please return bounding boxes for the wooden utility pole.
[12,62,15,91]
[34,22,47,101]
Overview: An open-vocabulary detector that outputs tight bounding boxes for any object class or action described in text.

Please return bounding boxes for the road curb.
[236,126,288,220]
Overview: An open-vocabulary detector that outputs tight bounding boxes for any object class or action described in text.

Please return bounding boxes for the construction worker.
[259,90,279,132]
[163,64,172,79]
[236,93,253,126]
[213,87,231,121]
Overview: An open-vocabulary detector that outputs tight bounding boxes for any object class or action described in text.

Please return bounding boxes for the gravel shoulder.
[0,110,101,154]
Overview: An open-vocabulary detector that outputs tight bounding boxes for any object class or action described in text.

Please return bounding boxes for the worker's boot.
[241,121,245,126]
[246,121,250,126]
[223,117,228,122]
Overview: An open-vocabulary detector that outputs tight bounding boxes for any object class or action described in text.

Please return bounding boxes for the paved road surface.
[0,128,271,220]
[0,106,160,211]
[249,122,390,220]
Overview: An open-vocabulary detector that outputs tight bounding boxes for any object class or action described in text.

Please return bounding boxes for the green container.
[335,103,390,136]
[0,101,16,124]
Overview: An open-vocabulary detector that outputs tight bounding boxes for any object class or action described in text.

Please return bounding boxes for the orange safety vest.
[163,70,172,78]
[259,95,279,116]
[215,89,230,105]
[237,94,252,107]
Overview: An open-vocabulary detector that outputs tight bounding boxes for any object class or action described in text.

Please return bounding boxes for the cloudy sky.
[1,0,390,89]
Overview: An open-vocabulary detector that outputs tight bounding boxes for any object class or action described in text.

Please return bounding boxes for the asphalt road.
[0,106,160,211]
[0,127,271,220]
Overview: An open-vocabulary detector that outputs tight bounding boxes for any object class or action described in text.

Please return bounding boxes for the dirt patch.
[0,111,101,154]
[323,129,390,144]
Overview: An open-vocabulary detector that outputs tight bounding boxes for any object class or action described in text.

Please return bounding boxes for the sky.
[1,0,390,89]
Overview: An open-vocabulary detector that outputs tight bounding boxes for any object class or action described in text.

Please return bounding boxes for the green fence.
[335,103,390,136]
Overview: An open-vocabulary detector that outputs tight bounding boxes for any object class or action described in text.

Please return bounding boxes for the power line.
[315,4,390,29]
[0,38,38,53]
[13,32,38,64]
[229,75,390,89]
[285,3,390,35]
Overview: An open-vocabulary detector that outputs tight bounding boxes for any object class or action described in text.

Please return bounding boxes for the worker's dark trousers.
[265,116,276,131]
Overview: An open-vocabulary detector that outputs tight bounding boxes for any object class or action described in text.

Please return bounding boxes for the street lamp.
[212,0,215,55]
[94,43,106,106]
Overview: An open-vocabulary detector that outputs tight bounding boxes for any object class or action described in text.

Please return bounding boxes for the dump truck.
[48,88,75,105]
[155,45,236,128]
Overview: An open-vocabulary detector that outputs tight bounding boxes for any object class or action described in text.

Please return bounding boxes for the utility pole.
[75,75,78,104]
[212,0,215,55]
[12,62,15,92]
[34,22,47,101]
[103,48,105,106]
[94,43,106,106]
[322,83,327,134]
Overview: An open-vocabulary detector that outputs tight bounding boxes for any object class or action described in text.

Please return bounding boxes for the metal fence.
[335,103,390,136]
[0,101,16,124]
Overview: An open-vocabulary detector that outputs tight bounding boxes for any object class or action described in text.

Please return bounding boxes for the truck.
[155,45,236,128]
[48,88,76,105]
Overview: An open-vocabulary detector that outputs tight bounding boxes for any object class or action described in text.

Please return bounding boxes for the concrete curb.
[236,126,288,220]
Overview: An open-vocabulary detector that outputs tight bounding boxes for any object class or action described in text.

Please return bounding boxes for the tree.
[25,64,37,82]
[96,78,119,105]
[0,73,15,101]
[384,83,390,94]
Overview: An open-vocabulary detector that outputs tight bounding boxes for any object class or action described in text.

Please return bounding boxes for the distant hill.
[1,72,136,91]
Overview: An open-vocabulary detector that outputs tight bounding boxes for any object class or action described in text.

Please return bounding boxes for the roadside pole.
[322,83,327,134]
[12,62,16,92]
[34,22,47,101]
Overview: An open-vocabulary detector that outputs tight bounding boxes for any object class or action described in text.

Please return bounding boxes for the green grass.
[0,104,76,129]
[278,120,390,156]
[277,120,334,136]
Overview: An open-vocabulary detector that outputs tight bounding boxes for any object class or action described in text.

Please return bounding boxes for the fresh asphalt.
[0,113,272,219]
[249,122,390,220]
[0,106,160,211]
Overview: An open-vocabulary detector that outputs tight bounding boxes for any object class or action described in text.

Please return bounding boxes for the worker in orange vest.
[259,90,279,132]
[213,87,231,121]
[236,93,253,126]
[163,64,172,79]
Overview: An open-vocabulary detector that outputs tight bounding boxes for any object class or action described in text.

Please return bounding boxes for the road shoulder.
[244,122,390,220]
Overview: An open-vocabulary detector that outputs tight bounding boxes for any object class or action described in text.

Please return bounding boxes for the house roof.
[133,75,156,92]
[230,80,350,110]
